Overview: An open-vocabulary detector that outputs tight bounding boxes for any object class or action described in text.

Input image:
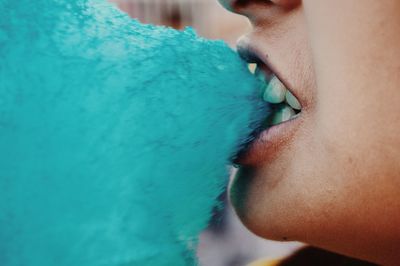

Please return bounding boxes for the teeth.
[251,64,302,128]
[285,90,301,110]
[254,66,269,97]
[263,76,287,104]
[254,65,268,83]
[248,63,257,74]
[270,105,296,125]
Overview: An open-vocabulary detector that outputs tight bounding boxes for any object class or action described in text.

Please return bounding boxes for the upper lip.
[236,35,304,109]
[236,35,262,64]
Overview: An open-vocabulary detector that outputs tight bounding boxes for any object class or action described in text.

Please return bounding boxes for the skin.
[218,0,400,264]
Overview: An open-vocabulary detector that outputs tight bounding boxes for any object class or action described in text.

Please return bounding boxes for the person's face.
[220,0,400,264]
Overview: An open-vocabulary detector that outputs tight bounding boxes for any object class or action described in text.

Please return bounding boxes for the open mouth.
[251,63,302,128]
[233,61,303,166]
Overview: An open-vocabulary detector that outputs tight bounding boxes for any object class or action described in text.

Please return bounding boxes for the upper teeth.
[251,64,302,126]
[263,76,287,104]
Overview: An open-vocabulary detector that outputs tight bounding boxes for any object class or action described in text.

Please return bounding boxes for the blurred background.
[109,0,302,265]
[109,0,250,46]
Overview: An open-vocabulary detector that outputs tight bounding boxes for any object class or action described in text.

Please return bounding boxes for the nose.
[217,0,266,14]
[217,0,235,12]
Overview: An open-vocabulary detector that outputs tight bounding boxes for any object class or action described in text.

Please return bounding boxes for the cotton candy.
[0,0,265,265]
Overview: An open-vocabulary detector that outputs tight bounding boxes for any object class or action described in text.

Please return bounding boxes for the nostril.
[218,0,279,18]
[218,0,299,14]
[217,0,236,12]
[270,0,301,9]
[217,0,253,13]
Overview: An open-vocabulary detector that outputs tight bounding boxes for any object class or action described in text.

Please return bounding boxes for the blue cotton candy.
[0,0,266,265]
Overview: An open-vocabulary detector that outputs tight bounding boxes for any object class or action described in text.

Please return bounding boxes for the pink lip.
[234,114,303,166]
[234,36,305,166]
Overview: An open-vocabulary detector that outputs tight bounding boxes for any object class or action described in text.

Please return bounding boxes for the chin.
[229,165,299,242]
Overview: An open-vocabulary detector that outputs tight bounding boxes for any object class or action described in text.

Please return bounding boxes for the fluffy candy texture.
[0,1,265,265]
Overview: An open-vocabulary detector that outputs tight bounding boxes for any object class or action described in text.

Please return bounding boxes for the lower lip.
[234,114,303,166]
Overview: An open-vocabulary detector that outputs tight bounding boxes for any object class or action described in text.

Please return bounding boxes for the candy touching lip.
[233,63,303,166]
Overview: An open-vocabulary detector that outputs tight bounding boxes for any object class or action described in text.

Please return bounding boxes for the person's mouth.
[233,39,305,166]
